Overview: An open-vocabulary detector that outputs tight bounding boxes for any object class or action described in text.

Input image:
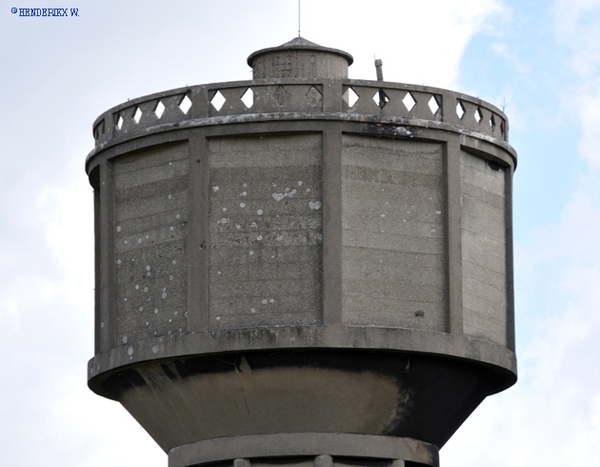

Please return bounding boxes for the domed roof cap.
[248,37,354,79]
[248,36,354,66]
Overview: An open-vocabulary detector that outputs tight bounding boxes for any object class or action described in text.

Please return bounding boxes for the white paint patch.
[309,201,322,210]
[273,190,297,201]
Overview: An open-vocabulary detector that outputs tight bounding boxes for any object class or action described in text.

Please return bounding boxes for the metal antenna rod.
[298,0,301,37]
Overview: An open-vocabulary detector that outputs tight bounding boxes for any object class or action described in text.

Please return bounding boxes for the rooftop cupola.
[247,36,354,79]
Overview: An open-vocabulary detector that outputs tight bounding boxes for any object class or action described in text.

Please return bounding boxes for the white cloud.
[553,0,600,169]
[445,3,600,464]
[301,0,509,88]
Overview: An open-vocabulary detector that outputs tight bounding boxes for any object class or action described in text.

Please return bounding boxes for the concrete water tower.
[86,37,517,467]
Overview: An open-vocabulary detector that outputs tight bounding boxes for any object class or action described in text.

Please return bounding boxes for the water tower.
[86,37,517,467]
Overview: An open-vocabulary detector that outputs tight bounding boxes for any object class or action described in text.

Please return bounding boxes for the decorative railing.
[92,79,508,147]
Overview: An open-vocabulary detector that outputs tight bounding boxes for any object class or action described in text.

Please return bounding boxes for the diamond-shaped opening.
[133,106,143,124]
[211,90,226,111]
[155,100,165,119]
[116,114,124,130]
[428,96,440,115]
[179,95,192,114]
[273,86,289,106]
[305,86,322,106]
[474,107,483,123]
[241,88,254,109]
[402,92,416,112]
[489,114,496,128]
[343,87,359,107]
[373,89,390,109]
[456,101,465,119]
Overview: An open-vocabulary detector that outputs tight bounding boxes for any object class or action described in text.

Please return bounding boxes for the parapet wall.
[90,79,511,152]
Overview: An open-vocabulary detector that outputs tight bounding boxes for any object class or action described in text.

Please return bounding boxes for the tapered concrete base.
[97,349,510,453]
[168,433,439,467]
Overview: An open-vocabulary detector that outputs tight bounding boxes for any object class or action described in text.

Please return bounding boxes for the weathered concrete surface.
[341,135,446,330]
[170,434,438,467]
[208,134,323,328]
[460,150,508,346]
[113,143,189,348]
[87,38,517,467]
[103,350,503,456]
[248,37,353,79]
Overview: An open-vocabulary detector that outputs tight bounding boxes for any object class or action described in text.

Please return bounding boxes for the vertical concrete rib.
[322,127,343,325]
[187,136,209,331]
[444,138,463,335]
[99,161,116,349]
[504,166,516,351]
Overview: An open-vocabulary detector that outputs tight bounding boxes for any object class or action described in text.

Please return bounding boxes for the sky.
[1,0,598,466]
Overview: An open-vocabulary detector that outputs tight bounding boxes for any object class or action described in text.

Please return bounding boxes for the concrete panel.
[341,136,445,331]
[208,133,323,328]
[112,143,189,345]
[460,150,507,346]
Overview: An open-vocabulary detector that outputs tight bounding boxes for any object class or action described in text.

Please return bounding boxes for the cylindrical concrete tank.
[87,37,517,467]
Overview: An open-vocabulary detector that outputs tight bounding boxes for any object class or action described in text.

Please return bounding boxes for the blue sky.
[1,1,598,466]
